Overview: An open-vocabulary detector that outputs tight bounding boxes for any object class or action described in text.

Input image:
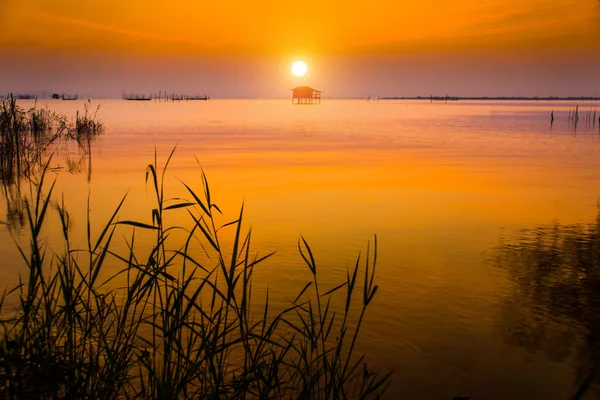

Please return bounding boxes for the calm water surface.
[2,99,600,398]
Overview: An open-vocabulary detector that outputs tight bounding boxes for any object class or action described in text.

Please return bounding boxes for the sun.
[292,61,307,77]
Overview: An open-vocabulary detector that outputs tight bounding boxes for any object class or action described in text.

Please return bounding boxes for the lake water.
[1,98,600,399]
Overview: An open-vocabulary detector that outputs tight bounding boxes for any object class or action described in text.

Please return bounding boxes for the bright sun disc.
[292,61,307,76]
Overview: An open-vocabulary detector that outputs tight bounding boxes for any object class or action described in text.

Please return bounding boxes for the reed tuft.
[0,95,102,186]
[0,149,390,399]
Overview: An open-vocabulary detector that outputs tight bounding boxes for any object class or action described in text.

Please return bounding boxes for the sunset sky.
[1,0,599,98]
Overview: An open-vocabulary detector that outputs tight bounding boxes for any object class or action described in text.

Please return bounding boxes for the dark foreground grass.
[0,149,390,399]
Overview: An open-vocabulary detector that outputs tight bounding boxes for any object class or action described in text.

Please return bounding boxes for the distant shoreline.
[380,96,600,101]
[2,95,599,101]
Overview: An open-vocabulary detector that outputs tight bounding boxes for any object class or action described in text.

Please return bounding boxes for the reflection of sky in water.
[1,99,600,399]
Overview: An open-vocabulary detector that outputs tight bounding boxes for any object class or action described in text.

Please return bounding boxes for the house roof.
[291,86,322,92]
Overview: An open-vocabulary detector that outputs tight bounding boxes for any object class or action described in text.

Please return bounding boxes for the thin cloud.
[458,0,594,39]
[348,0,599,54]
[34,11,191,44]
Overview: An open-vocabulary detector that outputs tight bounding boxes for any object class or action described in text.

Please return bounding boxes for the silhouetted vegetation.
[490,206,600,398]
[0,95,102,186]
[74,100,103,137]
[0,150,390,399]
[382,96,600,101]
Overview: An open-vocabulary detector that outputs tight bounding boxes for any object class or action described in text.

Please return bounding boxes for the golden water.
[1,98,599,398]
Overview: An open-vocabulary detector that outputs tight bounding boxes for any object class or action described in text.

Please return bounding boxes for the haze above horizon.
[1,0,599,98]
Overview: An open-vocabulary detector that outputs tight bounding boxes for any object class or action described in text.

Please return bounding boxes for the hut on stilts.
[291,86,322,104]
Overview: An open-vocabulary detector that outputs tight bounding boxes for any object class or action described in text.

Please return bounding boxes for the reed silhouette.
[0,96,102,187]
[0,149,390,399]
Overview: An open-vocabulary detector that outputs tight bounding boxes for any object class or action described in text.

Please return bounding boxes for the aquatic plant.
[0,95,101,186]
[0,95,34,184]
[73,100,103,139]
[0,150,390,399]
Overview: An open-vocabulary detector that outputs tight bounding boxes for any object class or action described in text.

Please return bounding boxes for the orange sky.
[0,0,599,97]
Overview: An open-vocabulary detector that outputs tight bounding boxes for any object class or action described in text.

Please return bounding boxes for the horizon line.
[3,93,600,102]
